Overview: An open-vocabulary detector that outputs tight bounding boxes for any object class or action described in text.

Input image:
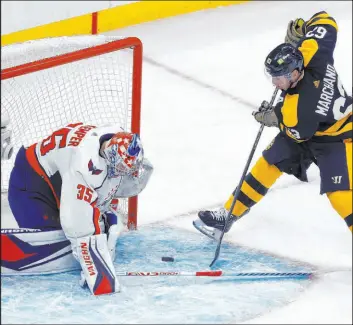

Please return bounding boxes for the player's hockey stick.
[116,270,312,280]
[210,88,280,268]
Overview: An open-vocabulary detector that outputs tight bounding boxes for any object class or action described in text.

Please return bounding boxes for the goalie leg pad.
[1,228,79,275]
[77,234,120,295]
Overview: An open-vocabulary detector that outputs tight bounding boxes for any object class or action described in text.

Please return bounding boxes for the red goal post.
[1,36,143,230]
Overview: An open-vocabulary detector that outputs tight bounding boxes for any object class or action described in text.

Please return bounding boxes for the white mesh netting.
[1,35,141,225]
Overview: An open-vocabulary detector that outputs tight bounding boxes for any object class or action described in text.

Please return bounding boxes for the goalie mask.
[103,132,144,178]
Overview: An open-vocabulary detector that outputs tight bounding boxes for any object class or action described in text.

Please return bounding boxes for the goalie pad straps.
[77,234,120,295]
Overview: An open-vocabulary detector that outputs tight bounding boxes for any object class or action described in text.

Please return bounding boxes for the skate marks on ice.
[2,225,313,324]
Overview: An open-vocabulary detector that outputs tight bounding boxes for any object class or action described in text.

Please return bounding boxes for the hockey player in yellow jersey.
[193,11,352,239]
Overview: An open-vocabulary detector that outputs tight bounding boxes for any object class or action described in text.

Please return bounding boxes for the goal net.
[1,35,142,229]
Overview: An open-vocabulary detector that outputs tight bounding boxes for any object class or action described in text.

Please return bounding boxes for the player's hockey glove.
[285,18,306,47]
[252,100,278,127]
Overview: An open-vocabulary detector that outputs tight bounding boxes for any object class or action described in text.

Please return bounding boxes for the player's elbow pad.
[76,234,120,295]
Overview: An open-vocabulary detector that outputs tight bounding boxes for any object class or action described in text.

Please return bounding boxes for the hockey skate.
[193,207,239,241]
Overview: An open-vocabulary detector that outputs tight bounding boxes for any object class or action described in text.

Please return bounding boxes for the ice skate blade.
[192,219,222,241]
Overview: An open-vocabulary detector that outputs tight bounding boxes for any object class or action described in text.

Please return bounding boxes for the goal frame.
[1,36,143,230]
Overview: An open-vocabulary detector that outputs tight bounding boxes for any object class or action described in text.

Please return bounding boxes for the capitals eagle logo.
[88,159,103,175]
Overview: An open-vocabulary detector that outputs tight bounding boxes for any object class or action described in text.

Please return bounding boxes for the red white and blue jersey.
[25,123,152,241]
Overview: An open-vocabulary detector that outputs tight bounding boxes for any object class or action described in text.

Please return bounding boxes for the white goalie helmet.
[102,132,144,178]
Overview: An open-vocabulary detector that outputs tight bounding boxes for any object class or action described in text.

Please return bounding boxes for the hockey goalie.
[1,118,153,295]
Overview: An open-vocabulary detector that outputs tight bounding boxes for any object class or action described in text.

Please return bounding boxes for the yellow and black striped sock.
[224,157,283,217]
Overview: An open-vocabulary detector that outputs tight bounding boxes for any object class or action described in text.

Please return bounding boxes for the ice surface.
[2,226,313,324]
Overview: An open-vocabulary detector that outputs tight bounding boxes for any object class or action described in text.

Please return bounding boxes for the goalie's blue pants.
[8,146,62,230]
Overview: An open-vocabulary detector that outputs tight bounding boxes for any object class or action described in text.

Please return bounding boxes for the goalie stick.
[116,270,313,280]
[115,267,351,280]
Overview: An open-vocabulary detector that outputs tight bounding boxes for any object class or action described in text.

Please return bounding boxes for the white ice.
[2,1,352,323]
[103,1,352,323]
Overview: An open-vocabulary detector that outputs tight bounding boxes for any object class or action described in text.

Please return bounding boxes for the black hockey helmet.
[264,43,304,78]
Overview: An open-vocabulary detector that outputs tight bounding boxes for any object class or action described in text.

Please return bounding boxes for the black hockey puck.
[161,256,174,262]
